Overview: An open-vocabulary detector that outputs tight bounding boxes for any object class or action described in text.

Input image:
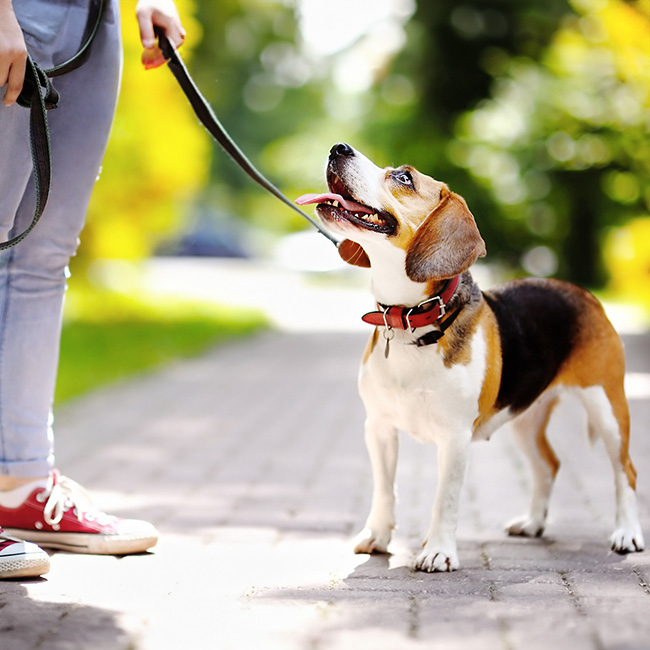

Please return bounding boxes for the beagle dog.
[296,143,644,572]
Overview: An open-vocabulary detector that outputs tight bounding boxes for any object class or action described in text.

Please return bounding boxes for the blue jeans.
[0,0,122,477]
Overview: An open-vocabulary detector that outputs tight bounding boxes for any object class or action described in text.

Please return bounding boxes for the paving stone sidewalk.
[1,331,649,650]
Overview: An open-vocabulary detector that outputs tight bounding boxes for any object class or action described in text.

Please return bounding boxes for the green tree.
[454,0,650,287]
[82,0,650,295]
[351,0,649,288]
[186,0,326,236]
[357,0,573,256]
[185,0,421,238]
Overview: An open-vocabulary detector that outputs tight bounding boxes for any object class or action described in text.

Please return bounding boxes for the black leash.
[1,0,106,252]
[154,29,339,247]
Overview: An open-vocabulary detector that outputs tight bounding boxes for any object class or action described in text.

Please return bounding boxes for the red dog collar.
[362,276,460,331]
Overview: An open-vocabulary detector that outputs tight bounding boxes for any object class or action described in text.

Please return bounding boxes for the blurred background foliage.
[81,0,649,296]
[83,0,209,261]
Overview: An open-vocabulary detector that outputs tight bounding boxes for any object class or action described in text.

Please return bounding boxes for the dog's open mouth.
[296,173,396,234]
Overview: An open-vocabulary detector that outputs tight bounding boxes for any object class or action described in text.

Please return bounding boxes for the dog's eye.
[393,171,413,187]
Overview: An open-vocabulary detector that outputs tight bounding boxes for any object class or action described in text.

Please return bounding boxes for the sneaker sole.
[0,554,50,579]
[3,529,158,556]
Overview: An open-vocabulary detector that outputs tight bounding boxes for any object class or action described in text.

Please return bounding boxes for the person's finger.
[151,13,186,50]
[136,9,157,49]
[3,57,26,106]
[162,18,186,50]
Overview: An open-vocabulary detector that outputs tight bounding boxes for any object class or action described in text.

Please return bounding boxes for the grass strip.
[56,288,267,403]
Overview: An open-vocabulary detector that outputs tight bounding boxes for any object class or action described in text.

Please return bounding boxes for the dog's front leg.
[354,418,398,554]
[415,429,472,572]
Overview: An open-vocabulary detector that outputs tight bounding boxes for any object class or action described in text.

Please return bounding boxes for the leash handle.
[154,28,339,247]
[0,58,53,252]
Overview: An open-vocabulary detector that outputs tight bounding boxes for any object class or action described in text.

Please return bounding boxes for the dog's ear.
[338,239,371,268]
[405,189,486,282]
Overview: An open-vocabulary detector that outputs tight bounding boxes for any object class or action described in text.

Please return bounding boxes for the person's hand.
[0,0,28,105]
[135,0,186,70]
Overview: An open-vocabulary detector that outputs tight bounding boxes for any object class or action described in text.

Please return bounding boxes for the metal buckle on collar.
[405,295,446,332]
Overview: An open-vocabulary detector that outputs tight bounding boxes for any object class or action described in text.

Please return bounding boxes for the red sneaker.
[0,471,158,555]
[0,529,50,579]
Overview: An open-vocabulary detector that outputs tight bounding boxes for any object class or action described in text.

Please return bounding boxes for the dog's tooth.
[333,200,340,207]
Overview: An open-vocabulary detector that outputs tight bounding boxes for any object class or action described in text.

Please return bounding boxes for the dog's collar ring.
[381,306,395,338]
[382,316,394,358]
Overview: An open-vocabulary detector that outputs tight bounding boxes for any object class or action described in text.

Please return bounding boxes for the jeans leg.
[0,0,122,477]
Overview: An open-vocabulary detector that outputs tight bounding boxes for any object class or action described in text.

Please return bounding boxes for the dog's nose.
[329,142,354,159]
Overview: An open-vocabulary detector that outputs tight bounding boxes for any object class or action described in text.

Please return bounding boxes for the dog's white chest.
[359,328,487,442]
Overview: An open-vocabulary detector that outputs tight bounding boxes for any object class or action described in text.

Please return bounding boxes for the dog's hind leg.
[507,394,560,538]
[576,384,644,553]
[354,419,399,555]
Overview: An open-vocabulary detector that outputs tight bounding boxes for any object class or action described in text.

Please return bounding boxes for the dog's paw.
[414,544,459,573]
[506,516,545,538]
[611,526,645,554]
[353,527,391,555]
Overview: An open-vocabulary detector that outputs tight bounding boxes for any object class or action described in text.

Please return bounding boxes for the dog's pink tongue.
[295,193,372,214]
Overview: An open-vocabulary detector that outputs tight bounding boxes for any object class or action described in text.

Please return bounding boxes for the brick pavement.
[1,330,649,650]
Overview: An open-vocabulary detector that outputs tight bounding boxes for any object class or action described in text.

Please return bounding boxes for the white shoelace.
[35,474,112,526]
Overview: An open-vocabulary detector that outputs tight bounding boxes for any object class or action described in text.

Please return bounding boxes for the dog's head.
[297,143,486,283]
